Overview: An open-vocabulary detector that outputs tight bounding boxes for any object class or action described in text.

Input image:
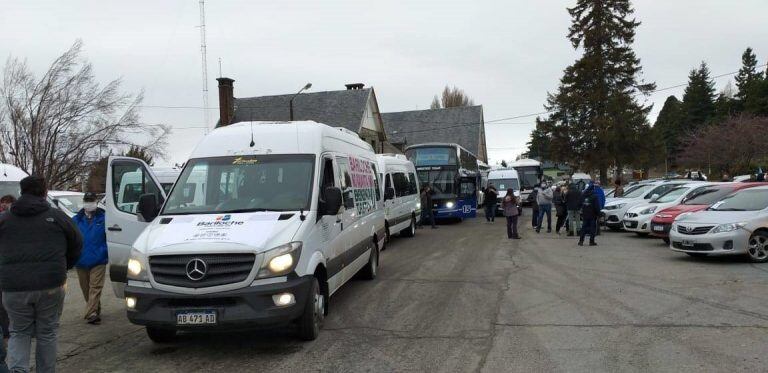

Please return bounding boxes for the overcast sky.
[2,0,767,166]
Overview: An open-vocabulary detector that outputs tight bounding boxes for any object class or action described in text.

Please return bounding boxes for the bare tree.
[430,86,475,109]
[0,40,168,189]
[677,115,767,176]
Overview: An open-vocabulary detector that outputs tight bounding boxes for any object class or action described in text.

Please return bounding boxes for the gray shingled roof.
[231,88,371,132]
[382,106,485,159]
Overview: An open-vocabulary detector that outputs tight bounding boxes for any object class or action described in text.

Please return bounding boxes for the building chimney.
[345,83,365,90]
[217,77,235,126]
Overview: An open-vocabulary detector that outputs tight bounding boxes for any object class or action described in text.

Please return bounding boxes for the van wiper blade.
[219,208,286,213]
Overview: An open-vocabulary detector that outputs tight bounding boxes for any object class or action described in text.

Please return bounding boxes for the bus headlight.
[446,201,455,209]
[257,242,302,278]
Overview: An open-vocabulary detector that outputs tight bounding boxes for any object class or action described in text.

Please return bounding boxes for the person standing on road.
[527,185,540,228]
[73,192,108,325]
[0,176,82,373]
[484,184,498,223]
[613,179,624,197]
[578,184,600,246]
[593,181,606,236]
[502,188,520,239]
[535,182,554,233]
[565,182,582,237]
[419,184,437,229]
[0,194,14,373]
[554,185,567,234]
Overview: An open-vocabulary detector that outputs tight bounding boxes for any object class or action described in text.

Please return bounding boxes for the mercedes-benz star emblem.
[186,258,208,281]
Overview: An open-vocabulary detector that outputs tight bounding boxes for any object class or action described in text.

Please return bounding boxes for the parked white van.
[376,154,421,240]
[487,169,522,215]
[105,121,385,342]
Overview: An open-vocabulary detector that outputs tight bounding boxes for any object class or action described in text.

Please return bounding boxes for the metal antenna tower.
[199,0,210,133]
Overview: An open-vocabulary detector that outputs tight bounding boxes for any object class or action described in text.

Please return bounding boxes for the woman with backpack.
[502,188,521,239]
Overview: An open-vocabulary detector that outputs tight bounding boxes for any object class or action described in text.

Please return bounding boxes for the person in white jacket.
[535,182,554,233]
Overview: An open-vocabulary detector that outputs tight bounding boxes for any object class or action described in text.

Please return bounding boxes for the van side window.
[336,157,355,208]
[408,172,418,195]
[371,163,381,202]
[392,172,409,198]
[384,173,392,191]
[112,162,163,215]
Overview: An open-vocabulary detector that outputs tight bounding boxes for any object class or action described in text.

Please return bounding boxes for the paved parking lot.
[55,210,768,372]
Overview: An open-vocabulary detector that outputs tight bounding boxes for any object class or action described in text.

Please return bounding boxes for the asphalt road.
[55,210,768,372]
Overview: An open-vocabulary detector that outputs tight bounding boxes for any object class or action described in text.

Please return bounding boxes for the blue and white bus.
[405,143,479,220]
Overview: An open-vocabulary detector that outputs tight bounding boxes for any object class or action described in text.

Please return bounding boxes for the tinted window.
[392,172,409,197]
[709,189,768,211]
[408,173,418,195]
[685,186,737,205]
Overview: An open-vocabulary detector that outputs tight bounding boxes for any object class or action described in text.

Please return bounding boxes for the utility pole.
[199,0,210,134]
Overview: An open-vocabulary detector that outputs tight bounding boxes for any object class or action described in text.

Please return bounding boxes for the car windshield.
[684,186,736,205]
[162,155,315,215]
[54,195,84,214]
[491,178,519,191]
[623,184,653,198]
[0,181,20,198]
[655,187,688,203]
[708,189,768,211]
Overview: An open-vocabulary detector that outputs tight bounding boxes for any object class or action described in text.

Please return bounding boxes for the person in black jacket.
[0,176,82,373]
[578,184,600,246]
[565,182,582,237]
[484,184,499,223]
[527,187,539,228]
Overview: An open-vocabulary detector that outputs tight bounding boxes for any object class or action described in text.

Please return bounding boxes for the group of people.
[0,176,107,372]
[527,179,610,245]
[484,177,619,246]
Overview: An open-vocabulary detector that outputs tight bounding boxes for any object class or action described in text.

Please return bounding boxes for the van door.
[336,156,363,282]
[105,156,165,297]
[318,156,346,294]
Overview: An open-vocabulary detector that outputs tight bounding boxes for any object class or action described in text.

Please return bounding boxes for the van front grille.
[149,254,255,288]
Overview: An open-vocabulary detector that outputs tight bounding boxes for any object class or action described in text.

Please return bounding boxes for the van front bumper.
[124,275,313,331]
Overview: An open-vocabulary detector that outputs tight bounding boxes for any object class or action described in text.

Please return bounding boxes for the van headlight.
[127,249,149,281]
[710,222,746,234]
[257,242,302,278]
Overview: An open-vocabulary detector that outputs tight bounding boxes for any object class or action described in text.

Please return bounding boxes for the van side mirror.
[137,193,159,222]
[384,187,395,201]
[323,187,342,215]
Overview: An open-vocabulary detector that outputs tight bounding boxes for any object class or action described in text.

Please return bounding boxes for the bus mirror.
[324,187,342,215]
[384,187,395,201]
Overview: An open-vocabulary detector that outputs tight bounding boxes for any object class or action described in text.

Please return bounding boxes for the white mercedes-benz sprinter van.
[376,154,421,241]
[487,169,522,215]
[105,121,385,342]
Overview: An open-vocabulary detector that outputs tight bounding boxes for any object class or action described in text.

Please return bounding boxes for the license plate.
[653,225,665,232]
[681,240,694,247]
[176,310,217,325]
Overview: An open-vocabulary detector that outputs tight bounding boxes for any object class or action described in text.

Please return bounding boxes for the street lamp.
[289,83,312,121]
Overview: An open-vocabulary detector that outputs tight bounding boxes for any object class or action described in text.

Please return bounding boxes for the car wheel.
[298,277,324,341]
[747,231,768,263]
[685,252,708,258]
[360,240,379,280]
[663,237,670,245]
[146,327,177,343]
[400,217,416,238]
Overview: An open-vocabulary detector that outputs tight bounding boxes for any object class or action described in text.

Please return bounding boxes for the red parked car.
[650,182,767,243]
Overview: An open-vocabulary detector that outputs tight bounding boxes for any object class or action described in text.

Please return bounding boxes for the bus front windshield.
[162,155,315,215]
[516,167,540,189]
[417,169,456,197]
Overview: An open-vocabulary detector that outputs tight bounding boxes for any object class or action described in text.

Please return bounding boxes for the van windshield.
[491,178,520,191]
[162,155,315,215]
[0,181,20,198]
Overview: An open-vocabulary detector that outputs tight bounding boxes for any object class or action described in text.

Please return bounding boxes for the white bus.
[507,159,542,204]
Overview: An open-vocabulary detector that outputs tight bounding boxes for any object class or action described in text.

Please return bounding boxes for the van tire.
[384,222,391,244]
[298,277,324,341]
[400,216,416,238]
[360,241,379,280]
[146,327,177,343]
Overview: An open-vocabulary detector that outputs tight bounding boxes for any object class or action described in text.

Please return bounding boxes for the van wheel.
[146,327,177,343]
[298,277,324,341]
[384,222,391,243]
[400,217,416,238]
[360,241,379,280]
[747,231,768,263]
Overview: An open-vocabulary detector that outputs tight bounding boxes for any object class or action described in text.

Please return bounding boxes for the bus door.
[458,177,478,218]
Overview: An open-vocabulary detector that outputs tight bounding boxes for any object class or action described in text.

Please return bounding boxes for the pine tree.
[735,47,763,103]
[537,0,655,182]
[653,95,683,165]
[681,62,716,131]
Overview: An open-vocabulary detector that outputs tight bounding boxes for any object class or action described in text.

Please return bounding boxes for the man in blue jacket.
[73,192,108,325]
